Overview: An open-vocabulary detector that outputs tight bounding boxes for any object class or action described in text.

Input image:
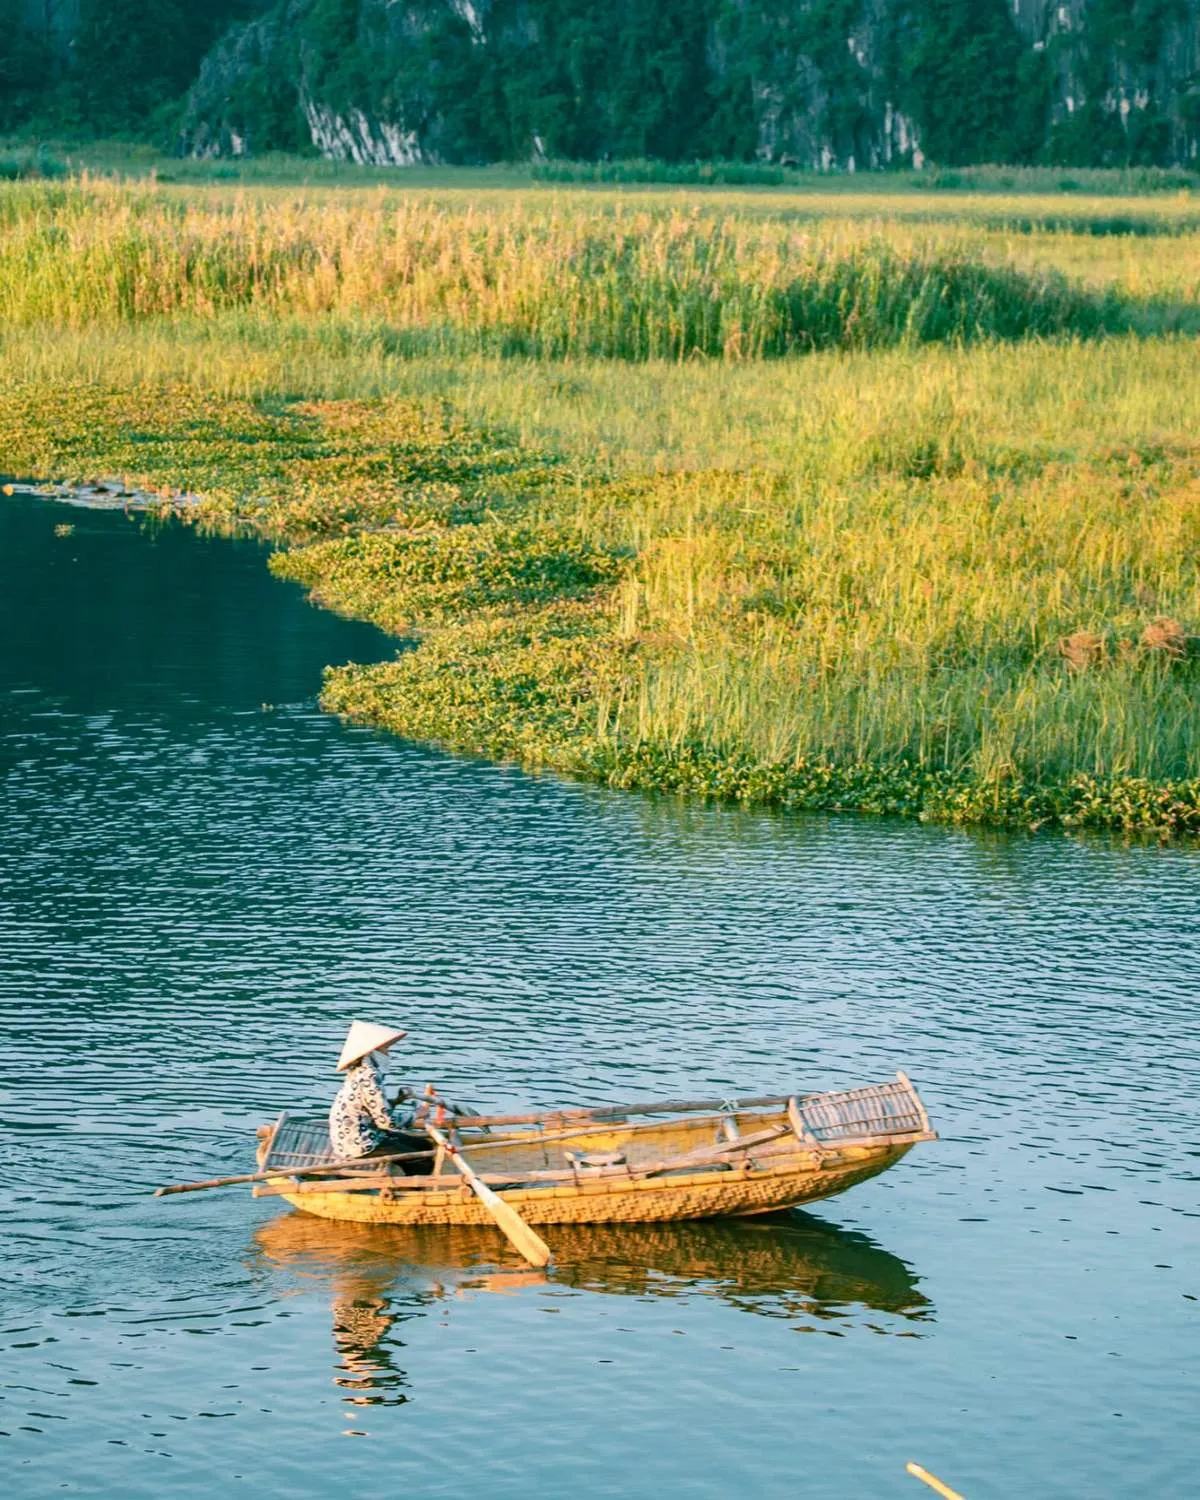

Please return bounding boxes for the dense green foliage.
[2,0,254,135]
[187,0,1195,166]
[890,0,1050,166]
[1047,0,1191,166]
[4,0,1200,166]
[0,2,54,134]
[74,0,255,132]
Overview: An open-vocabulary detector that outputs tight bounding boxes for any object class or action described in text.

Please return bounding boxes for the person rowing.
[329,1021,432,1168]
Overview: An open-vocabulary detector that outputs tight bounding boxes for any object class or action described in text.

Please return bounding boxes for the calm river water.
[1,494,1196,1499]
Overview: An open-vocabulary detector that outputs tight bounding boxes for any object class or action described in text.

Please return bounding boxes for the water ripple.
[1,495,1197,1497]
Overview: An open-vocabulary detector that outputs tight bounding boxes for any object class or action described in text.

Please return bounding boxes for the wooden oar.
[422,1119,553,1269]
[906,1463,964,1500]
[153,1146,433,1197]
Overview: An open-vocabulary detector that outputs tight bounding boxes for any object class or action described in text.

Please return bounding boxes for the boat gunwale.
[254,1141,920,1224]
[261,1097,936,1169]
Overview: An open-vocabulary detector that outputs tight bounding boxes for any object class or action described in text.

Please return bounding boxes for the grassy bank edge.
[303,587,1200,840]
[3,378,1198,840]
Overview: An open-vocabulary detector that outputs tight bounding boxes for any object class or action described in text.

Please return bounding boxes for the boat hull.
[263,1143,911,1227]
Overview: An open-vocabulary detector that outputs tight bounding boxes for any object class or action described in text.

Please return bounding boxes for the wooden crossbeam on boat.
[425,1092,794,1130]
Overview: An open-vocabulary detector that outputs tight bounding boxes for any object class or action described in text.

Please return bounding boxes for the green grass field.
[3,163,1199,833]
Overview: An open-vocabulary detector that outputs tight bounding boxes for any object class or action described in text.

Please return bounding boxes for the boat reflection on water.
[553,1213,932,1327]
[250,1210,931,1421]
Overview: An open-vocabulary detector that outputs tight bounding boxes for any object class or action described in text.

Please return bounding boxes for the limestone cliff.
[177,0,1200,168]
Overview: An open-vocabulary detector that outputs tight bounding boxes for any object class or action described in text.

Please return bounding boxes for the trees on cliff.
[1,0,1198,169]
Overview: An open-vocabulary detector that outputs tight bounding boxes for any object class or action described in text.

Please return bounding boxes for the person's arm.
[361,1067,407,1131]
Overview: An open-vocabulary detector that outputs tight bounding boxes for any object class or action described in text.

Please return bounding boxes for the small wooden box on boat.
[251,1073,936,1227]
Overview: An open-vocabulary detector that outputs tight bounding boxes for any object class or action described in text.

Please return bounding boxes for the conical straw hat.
[336,1021,407,1071]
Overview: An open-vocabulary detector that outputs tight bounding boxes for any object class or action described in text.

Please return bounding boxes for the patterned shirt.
[329,1056,409,1158]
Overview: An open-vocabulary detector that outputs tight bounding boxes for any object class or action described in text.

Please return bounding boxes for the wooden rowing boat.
[250,1073,936,1227]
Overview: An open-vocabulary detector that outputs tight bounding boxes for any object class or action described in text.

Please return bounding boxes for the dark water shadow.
[0,490,395,715]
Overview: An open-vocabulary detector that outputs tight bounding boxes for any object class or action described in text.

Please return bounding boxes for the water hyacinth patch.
[3,375,1200,835]
[270,524,624,633]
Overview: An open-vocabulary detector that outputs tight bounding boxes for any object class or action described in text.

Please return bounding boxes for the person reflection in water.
[329,1021,428,1163]
[332,1278,411,1413]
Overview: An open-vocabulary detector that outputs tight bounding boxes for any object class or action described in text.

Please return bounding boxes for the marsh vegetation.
[2,171,1199,832]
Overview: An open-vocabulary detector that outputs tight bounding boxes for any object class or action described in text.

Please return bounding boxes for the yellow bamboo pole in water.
[906,1462,965,1500]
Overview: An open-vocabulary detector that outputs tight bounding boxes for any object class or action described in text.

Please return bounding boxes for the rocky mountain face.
[33,0,1200,168]
[1014,0,1200,167]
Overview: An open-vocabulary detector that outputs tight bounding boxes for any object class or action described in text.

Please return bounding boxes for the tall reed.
[0,180,1131,355]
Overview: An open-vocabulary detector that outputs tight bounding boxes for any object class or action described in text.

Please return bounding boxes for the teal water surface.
[1,496,1196,1498]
